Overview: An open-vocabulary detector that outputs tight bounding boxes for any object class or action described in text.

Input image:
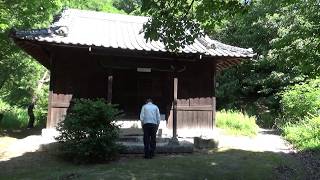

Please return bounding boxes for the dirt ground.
[1,128,294,161]
[0,128,318,179]
[0,128,294,161]
[217,128,295,153]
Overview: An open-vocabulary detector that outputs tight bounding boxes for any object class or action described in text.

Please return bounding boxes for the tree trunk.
[27,71,49,128]
[27,103,35,128]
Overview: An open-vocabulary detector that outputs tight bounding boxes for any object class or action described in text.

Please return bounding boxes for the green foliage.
[55,99,123,164]
[215,0,320,127]
[280,78,320,124]
[0,0,123,128]
[141,0,248,50]
[113,0,141,15]
[279,78,320,151]
[33,84,49,127]
[216,110,258,137]
[282,116,320,151]
[0,100,29,129]
[61,0,124,13]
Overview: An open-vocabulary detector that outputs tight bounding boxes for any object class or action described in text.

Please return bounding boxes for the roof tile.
[13,8,254,58]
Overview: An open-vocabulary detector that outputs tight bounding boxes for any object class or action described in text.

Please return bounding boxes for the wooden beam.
[50,102,70,108]
[216,65,223,71]
[217,62,229,69]
[173,75,178,139]
[98,58,177,72]
[176,106,213,111]
[107,72,113,104]
[46,54,54,128]
[212,61,217,128]
[46,91,53,128]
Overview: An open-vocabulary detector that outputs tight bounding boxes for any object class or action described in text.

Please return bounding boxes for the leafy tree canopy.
[215,0,320,126]
[113,0,142,15]
[141,0,250,50]
[0,0,122,107]
[137,0,319,126]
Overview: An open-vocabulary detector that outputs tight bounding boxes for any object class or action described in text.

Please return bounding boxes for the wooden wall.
[47,47,108,128]
[167,61,215,131]
[46,46,216,130]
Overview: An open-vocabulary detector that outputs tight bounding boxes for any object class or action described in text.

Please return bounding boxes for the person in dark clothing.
[140,99,160,159]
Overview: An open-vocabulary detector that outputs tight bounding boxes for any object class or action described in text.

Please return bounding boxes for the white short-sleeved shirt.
[140,102,160,125]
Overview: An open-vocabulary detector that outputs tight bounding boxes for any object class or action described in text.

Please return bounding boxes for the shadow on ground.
[0,145,315,180]
[259,129,281,135]
[0,128,42,139]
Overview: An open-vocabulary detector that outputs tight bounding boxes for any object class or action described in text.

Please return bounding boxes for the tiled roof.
[12,9,254,58]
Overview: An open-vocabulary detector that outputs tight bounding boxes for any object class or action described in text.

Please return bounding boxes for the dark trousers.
[143,123,158,158]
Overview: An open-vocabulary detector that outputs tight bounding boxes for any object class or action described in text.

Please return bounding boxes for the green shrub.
[33,85,49,127]
[216,110,259,137]
[280,78,320,124]
[0,100,29,129]
[55,99,123,164]
[282,116,320,151]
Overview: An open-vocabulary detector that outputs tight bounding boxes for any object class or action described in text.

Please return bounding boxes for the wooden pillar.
[212,61,217,127]
[46,91,53,128]
[173,74,178,139]
[107,72,113,104]
[46,55,54,128]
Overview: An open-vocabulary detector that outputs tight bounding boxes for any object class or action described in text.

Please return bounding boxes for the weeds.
[216,110,258,137]
[282,116,320,151]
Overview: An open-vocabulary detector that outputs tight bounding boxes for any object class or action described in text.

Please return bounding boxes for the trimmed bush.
[283,116,320,151]
[280,78,320,124]
[216,110,258,137]
[55,99,123,164]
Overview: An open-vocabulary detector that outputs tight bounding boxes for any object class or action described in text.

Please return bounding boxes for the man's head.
[146,98,153,103]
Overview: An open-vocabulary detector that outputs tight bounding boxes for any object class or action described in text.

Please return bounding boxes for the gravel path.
[217,128,295,153]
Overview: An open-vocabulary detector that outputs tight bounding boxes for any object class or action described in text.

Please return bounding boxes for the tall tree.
[138,0,320,127]
[0,0,123,127]
[113,0,141,14]
[215,0,320,126]
[140,0,250,50]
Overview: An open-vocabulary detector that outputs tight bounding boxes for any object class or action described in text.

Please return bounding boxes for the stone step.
[120,128,143,136]
[118,136,170,143]
[119,128,169,137]
[118,140,194,154]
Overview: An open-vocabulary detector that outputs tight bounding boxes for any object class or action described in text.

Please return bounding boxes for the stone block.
[194,137,219,149]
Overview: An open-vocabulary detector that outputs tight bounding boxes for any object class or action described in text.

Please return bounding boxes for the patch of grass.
[0,149,305,180]
[216,110,259,137]
[0,100,45,130]
[282,116,320,151]
[0,107,29,129]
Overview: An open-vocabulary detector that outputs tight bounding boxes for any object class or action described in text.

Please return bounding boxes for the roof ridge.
[197,37,253,54]
[210,39,253,52]
[54,8,149,25]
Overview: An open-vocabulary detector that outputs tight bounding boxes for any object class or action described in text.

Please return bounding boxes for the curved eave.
[11,34,254,71]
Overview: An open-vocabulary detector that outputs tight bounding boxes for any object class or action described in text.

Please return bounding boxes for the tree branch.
[183,0,195,19]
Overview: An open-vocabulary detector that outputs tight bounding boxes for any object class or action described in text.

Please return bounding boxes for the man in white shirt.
[140,98,160,159]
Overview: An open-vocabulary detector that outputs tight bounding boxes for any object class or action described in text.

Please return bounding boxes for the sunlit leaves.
[113,0,141,14]
[0,0,123,107]
[216,0,320,126]
[141,0,247,51]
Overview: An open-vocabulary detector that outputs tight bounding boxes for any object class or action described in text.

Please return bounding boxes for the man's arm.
[140,106,144,125]
[156,107,161,125]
